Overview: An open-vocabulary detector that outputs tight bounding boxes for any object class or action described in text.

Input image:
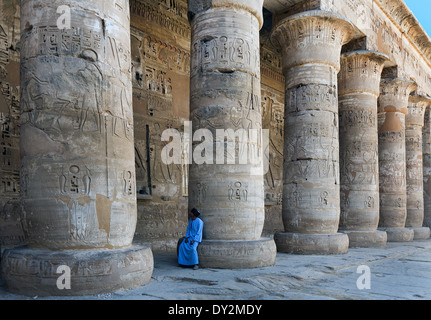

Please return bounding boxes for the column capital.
[378,78,418,114]
[339,50,389,96]
[407,93,431,126]
[188,0,264,29]
[270,10,354,72]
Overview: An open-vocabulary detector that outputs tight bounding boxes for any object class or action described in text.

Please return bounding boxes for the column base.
[274,232,349,255]
[408,227,431,240]
[378,227,414,242]
[1,245,154,297]
[197,238,277,269]
[341,230,387,248]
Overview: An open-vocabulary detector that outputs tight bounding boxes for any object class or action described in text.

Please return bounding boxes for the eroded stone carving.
[405,93,431,239]
[377,76,417,242]
[271,10,354,254]
[1,0,153,297]
[338,50,389,248]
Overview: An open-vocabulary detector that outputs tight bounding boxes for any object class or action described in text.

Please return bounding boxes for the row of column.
[2,0,431,297]
[188,4,431,262]
[269,10,431,254]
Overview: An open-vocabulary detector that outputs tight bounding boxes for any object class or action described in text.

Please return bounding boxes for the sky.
[404,0,431,38]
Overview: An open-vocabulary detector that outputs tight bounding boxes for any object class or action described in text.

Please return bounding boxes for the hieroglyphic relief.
[130,4,190,250]
[0,0,23,247]
[143,35,190,74]
[130,0,190,39]
[260,29,285,235]
[191,35,259,77]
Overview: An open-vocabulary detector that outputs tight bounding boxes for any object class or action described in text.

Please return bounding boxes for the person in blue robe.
[178,208,204,269]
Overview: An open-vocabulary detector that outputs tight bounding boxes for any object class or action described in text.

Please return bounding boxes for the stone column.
[188,0,277,268]
[405,94,431,239]
[271,10,354,254]
[378,77,417,242]
[1,0,153,296]
[423,106,431,228]
[338,50,388,247]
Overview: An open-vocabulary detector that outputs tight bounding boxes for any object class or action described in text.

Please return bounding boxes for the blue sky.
[404,0,431,38]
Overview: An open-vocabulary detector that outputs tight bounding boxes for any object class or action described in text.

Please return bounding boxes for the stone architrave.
[338,50,389,247]
[1,0,153,296]
[270,10,354,254]
[188,0,277,268]
[423,106,431,228]
[405,94,431,239]
[378,77,417,242]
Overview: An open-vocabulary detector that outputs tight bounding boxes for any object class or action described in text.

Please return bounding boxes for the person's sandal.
[193,265,199,270]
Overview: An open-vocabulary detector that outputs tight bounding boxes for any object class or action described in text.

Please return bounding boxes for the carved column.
[405,94,431,239]
[188,0,277,268]
[271,10,354,254]
[378,77,417,242]
[424,106,431,228]
[338,50,388,247]
[1,0,153,296]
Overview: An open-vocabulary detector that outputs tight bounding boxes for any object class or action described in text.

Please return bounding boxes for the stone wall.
[129,0,190,252]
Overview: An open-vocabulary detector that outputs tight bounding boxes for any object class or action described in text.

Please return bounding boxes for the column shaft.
[188,0,276,268]
[1,0,153,296]
[424,107,431,228]
[406,94,431,239]
[271,10,354,254]
[378,77,417,242]
[338,50,388,247]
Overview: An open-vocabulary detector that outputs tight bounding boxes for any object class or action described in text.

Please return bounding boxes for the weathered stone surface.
[197,238,277,269]
[338,50,389,248]
[271,10,354,254]
[187,0,276,268]
[19,0,136,250]
[0,0,430,297]
[405,94,431,240]
[1,0,153,296]
[424,107,431,229]
[378,77,417,242]
[1,245,153,296]
[130,0,190,252]
[0,0,23,249]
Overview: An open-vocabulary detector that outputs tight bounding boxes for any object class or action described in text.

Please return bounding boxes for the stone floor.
[1,238,431,300]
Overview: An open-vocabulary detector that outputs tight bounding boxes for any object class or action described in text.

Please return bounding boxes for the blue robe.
[178,217,204,266]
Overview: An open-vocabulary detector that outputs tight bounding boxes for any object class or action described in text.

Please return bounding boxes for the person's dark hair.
[191,208,200,217]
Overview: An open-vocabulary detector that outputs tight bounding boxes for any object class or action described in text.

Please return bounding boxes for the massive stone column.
[271,10,354,254]
[1,0,153,296]
[377,77,417,242]
[187,0,276,268]
[424,106,431,228]
[338,50,388,247]
[405,94,431,239]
